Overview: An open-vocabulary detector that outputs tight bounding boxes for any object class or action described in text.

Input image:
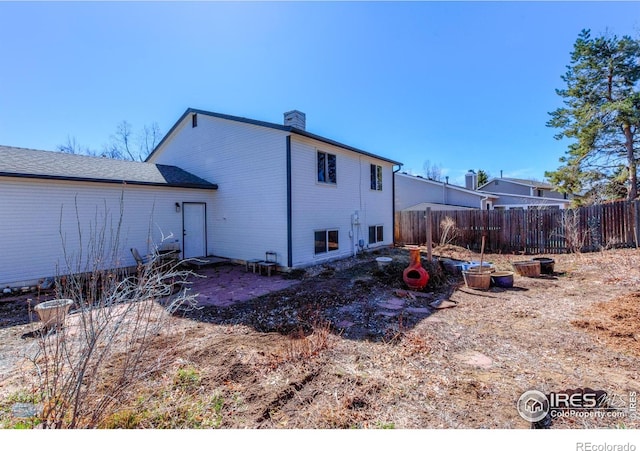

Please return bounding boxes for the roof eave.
[289,128,402,166]
[149,107,403,166]
[0,172,218,190]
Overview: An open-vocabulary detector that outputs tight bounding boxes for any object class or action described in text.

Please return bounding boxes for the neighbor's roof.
[478,191,571,203]
[478,177,556,190]
[148,108,403,166]
[397,172,499,198]
[402,202,479,212]
[0,145,218,189]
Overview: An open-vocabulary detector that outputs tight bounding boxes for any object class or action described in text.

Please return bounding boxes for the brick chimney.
[465,170,478,190]
[284,110,306,130]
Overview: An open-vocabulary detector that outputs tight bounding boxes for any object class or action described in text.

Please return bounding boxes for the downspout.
[392,164,403,246]
[442,180,446,204]
[286,135,293,268]
[480,195,490,210]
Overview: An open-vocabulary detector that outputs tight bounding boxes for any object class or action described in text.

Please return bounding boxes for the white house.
[0,109,401,288]
[0,145,217,288]
[147,108,402,270]
[394,172,498,211]
[473,173,572,210]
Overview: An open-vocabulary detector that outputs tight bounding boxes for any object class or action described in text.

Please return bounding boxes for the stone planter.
[34,299,73,329]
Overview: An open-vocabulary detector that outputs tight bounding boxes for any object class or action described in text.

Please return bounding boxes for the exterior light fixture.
[175,202,181,213]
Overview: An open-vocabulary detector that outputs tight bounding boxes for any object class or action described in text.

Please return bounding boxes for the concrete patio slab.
[186,264,300,307]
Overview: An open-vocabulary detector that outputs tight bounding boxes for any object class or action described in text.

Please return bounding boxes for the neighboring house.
[147,108,402,270]
[473,173,572,210]
[394,172,498,211]
[0,145,217,287]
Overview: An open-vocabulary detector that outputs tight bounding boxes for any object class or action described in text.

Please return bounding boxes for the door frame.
[182,202,207,258]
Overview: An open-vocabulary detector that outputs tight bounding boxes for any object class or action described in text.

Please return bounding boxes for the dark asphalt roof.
[0,145,217,189]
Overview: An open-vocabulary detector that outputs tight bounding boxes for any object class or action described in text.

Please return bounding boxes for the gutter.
[0,172,219,190]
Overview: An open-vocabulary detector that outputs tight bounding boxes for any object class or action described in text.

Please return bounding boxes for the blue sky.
[1,1,639,185]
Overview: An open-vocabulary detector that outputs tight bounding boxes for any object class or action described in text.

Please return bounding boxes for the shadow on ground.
[177,251,460,342]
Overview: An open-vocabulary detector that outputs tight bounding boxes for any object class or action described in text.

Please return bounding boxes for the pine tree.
[546,29,640,201]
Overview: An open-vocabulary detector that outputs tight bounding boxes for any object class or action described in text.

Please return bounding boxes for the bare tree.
[422,160,443,181]
[104,120,160,162]
[57,136,96,156]
[58,121,162,162]
[140,122,162,158]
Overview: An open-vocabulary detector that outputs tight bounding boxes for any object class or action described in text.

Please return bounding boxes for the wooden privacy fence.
[394,200,640,254]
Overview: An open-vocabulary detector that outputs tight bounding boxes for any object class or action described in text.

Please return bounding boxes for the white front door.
[183,202,207,258]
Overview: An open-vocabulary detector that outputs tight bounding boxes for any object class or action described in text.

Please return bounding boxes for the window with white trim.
[370,164,382,190]
[368,225,384,244]
[317,151,337,184]
[314,229,339,254]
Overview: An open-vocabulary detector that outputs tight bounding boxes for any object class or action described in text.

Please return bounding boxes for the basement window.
[315,229,339,254]
[369,225,384,244]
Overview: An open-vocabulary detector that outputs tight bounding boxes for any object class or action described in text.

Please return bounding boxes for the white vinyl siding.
[149,114,289,264]
[0,177,213,287]
[290,135,394,267]
[150,113,396,269]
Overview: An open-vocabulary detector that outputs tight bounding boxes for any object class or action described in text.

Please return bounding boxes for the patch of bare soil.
[571,292,640,357]
[1,247,640,429]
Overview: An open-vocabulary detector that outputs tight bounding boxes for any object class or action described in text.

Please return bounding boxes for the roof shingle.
[0,145,217,189]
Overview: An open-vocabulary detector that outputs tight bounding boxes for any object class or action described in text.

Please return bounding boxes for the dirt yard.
[1,246,639,429]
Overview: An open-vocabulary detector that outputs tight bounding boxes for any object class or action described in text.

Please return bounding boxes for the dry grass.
[2,247,640,429]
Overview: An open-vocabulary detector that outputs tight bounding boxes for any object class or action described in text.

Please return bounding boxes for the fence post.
[425,207,432,261]
[635,200,640,248]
